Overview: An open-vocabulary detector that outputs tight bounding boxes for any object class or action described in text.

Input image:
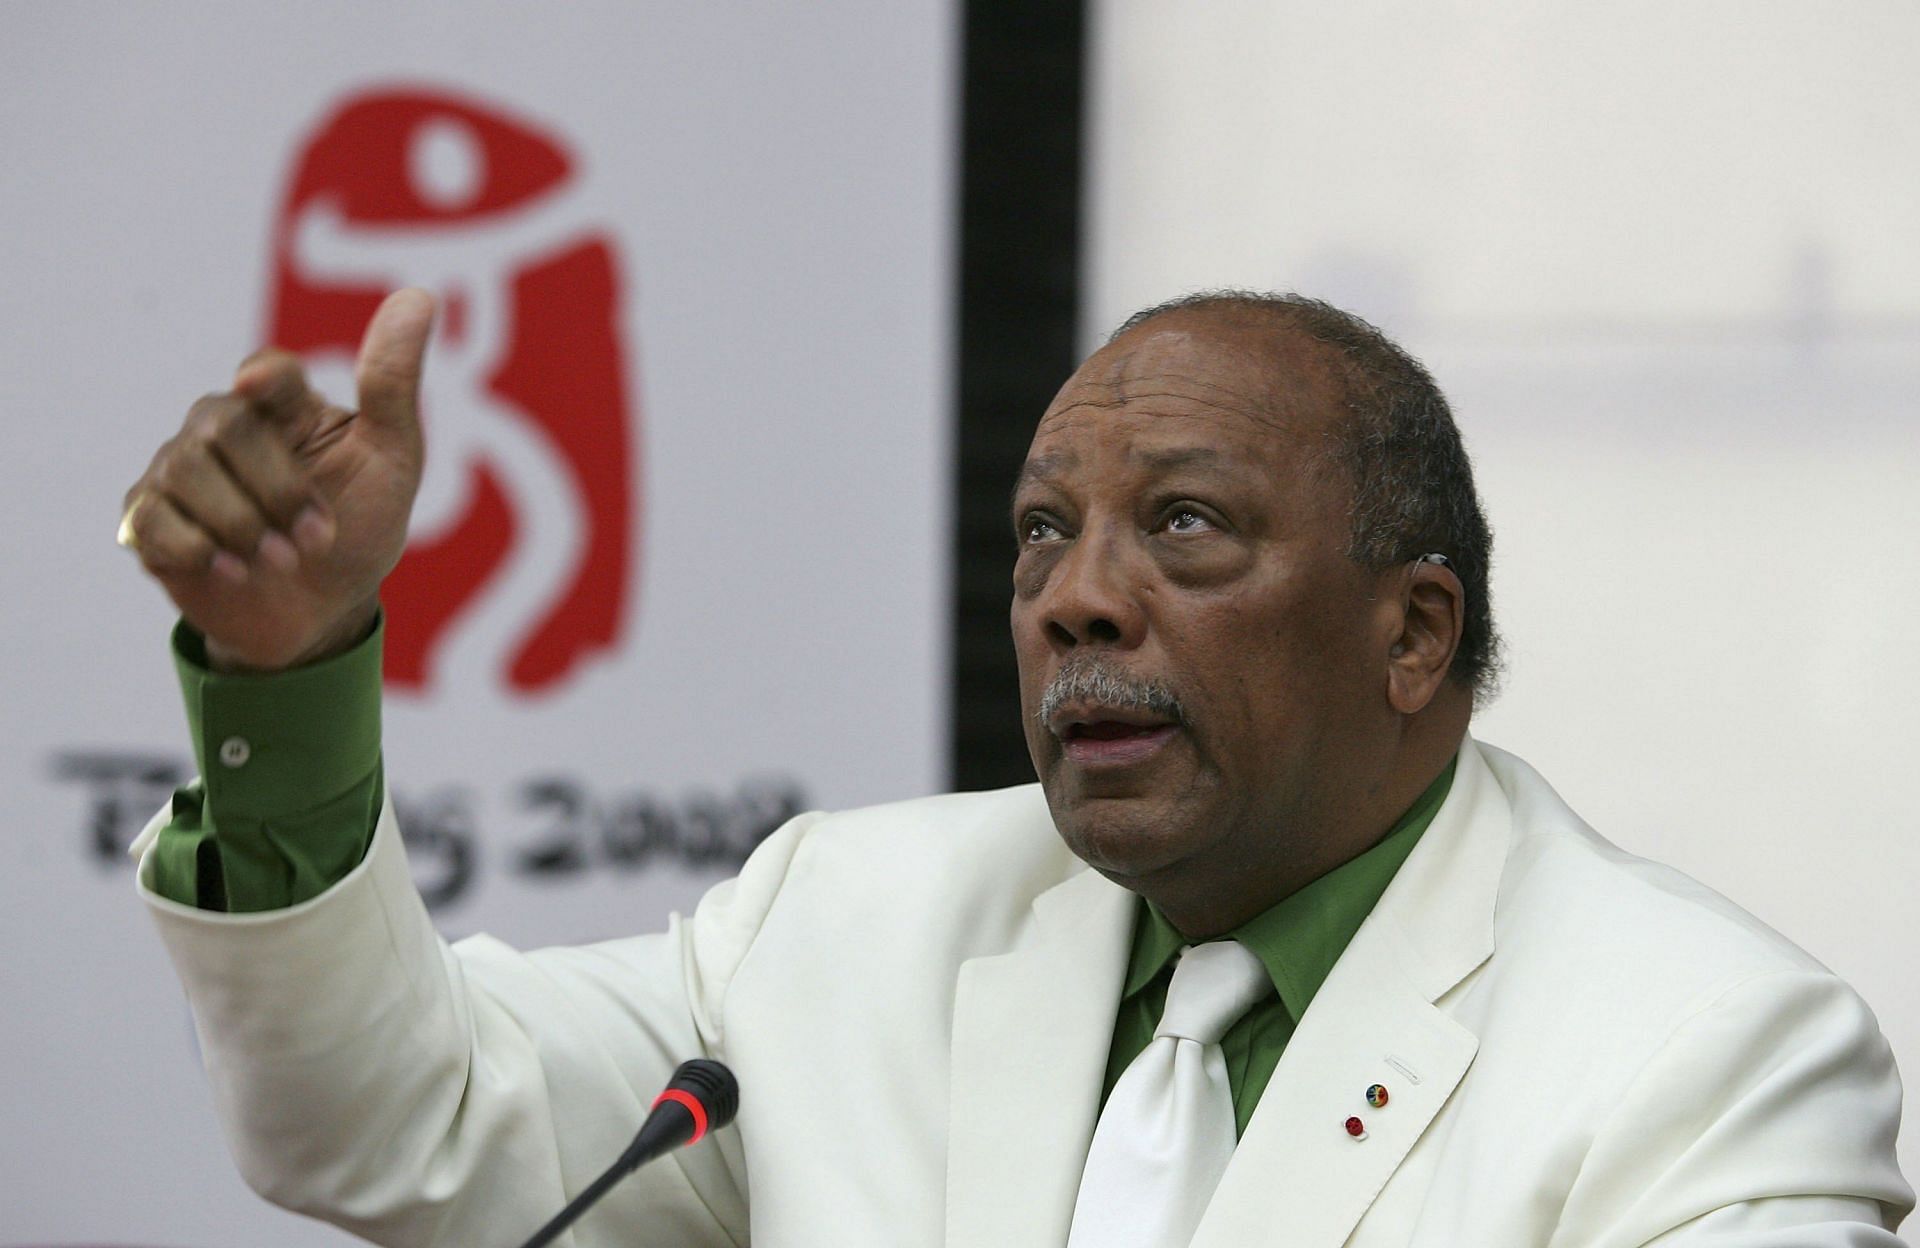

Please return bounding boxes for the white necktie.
[1067,939,1272,1248]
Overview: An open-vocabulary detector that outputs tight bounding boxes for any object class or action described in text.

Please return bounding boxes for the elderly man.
[125,291,1910,1246]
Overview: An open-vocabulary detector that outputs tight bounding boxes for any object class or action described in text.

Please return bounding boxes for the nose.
[1035,527,1147,652]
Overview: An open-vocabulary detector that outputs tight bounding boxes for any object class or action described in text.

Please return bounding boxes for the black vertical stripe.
[950,2,1088,791]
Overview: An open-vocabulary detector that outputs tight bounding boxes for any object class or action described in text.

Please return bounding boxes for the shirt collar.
[1118,756,1458,1020]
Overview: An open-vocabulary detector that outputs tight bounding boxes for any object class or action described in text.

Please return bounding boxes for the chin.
[1052,799,1194,882]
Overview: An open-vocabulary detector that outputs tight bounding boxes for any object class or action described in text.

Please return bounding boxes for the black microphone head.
[668,1058,740,1131]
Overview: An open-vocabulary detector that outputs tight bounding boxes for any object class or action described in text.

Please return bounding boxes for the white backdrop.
[1089,0,1920,1186]
[0,4,953,1244]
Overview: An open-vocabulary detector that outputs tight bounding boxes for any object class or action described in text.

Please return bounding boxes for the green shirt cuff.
[149,617,385,912]
[172,618,383,820]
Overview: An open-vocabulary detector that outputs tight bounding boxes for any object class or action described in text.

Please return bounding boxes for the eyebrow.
[1010,451,1075,513]
[1008,445,1235,521]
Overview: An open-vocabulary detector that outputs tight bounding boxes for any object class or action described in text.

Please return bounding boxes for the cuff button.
[218,736,251,768]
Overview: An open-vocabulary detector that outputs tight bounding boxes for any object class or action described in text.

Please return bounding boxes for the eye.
[1160,506,1217,535]
[1019,513,1065,545]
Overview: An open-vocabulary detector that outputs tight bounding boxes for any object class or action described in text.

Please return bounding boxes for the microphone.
[516,1058,740,1248]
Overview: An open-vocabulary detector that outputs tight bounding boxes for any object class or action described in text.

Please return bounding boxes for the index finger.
[231,349,321,424]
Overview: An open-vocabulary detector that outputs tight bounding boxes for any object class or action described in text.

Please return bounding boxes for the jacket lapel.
[1192,738,1511,1248]
[945,864,1136,1248]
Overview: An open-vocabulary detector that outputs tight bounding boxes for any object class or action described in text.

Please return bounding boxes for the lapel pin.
[1366,1083,1389,1108]
[1344,1116,1368,1140]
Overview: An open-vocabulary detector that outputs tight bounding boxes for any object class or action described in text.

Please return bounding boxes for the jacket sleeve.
[137,792,824,1248]
[1555,968,1913,1247]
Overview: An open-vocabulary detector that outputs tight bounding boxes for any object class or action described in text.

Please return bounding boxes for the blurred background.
[2,2,1913,1242]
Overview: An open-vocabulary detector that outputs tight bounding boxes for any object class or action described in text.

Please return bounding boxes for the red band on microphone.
[651,1088,710,1144]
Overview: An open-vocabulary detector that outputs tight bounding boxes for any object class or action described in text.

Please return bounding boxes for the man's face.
[1011,312,1404,910]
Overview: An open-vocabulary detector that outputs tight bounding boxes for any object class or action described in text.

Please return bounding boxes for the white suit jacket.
[138,739,1912,1246]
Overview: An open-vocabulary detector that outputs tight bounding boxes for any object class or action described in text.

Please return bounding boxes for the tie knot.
[1155,940,1271,1044]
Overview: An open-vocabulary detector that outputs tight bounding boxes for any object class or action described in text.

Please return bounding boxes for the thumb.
[353,287,437,433]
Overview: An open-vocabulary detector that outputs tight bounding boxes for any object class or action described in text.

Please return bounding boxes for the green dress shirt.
[1101,759,1454,1137]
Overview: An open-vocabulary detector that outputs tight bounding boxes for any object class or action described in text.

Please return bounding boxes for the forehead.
[1022,314,1345,479]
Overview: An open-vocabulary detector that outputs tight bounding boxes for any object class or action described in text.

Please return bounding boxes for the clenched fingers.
[158,430,281,557]
[121,492,223,580]
[124,393,334,578]
[189,391,328,541]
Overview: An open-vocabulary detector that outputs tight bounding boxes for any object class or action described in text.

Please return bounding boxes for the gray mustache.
[1036,659,1186,727]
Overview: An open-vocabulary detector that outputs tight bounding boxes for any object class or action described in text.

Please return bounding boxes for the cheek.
[1009,604,1045,678]
[1012,557,1049,602]
[1010,608,1059,734]
[1181,595,1348,724]
[1161,602,1275,724]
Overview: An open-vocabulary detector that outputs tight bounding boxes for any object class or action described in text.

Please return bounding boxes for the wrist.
[204,598,382,674]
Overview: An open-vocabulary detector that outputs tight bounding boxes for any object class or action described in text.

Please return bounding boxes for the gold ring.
[117,496,145,551]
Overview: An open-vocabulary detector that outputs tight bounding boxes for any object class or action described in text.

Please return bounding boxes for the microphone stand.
[515,1058,739,1248]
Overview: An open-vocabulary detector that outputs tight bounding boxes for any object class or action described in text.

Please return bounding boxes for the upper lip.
[1047,702,1176,738]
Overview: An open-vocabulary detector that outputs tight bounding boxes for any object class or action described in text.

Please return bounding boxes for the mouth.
[1051,705,1180,767]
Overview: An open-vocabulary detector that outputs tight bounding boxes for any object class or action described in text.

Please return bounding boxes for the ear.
[1385,560,1465,714]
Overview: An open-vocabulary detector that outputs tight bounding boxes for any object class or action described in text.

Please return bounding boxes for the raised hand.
[120,288,436,671]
